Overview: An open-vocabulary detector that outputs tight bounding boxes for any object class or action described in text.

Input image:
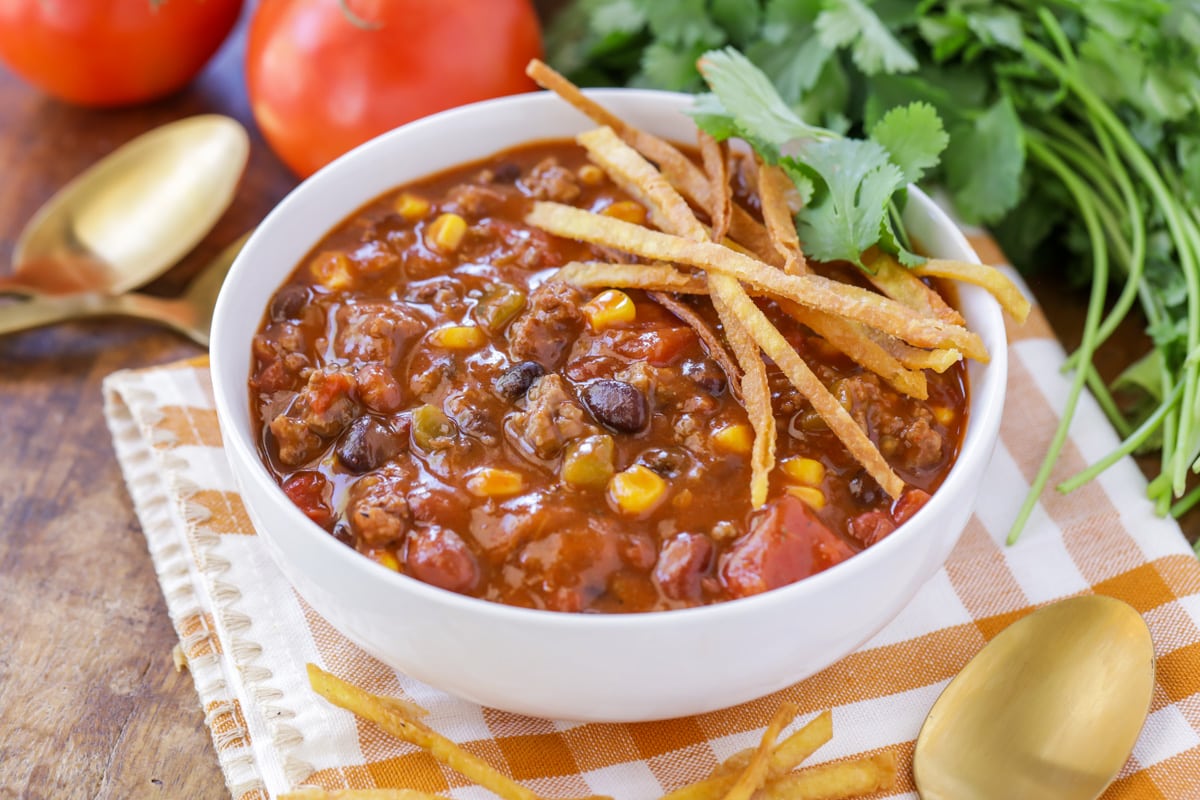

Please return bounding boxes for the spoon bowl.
[0,115,249,297]
[914,594,1155,800]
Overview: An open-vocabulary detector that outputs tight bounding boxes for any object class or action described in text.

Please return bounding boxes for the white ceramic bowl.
[210,89,1007,722]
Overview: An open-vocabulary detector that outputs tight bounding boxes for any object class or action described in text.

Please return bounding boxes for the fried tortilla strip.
[713,709,835,779]
[581,121,772,504]
[712,279,776,507]
[526,202,987,360]
[913,258,1032,323]
[863,250,964,326]
[526,59,778,264]
[282,791,452,800]
[722,702,799,800]
[752,164,926,396]
[555,261,709,294]
[665,710,835,800]
[649,290,744,403]
[758,163,807,276]
[578,125,709,241]
[721,285,905,498]
[307,665,613,800]
[779,300,928,399]
[770,710,834,774]
[759,753,898,800]
[867,330,962,373]
[699,130,733,243]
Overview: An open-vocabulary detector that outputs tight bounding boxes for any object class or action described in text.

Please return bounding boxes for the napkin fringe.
[189,508,318,790]
[173,460,319,789]
[103,375,268,799]
[103,371,307,800]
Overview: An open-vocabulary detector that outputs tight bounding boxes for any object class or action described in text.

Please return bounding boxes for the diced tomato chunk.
[721,495,855,598]
[892,488,931,524]
[612,326,695,366]
[282,471,333,528]
[308,370,356,415]
[847,510,896,547]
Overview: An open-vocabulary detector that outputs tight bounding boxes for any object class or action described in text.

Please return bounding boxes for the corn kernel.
[713,423,754,455]
[562,434,615,490]
[932,405,956,426]
[310,251,354,291]
[429,325,486,349]
[467,468,524,498]
[394,192,431,221]
[374,551,401,571]
[582,289,636,331]
[780,457,826,486]
[578,164,605,185]
[786,485,826,510]
[608,465,668,516]
[426,212,467,253]
[602,200,647,225]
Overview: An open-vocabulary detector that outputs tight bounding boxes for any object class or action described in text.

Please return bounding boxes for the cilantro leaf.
[944,96,1025,223]
[590,0,647,38]
[710,0,763,47]
[869,101,949,184]
[785,138,906,266]
[694,47,835,160]
[636,41,713,91]
[878,200,927,266]
[815,0,918,75]
[644,0,724,47]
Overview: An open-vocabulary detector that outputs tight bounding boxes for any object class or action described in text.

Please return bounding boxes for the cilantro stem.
[1024,34,1200,499]
[1059,379,1184,494]
[1084,365,1132,439]
[1009,135,1109,543]
[1171,484,1200,518]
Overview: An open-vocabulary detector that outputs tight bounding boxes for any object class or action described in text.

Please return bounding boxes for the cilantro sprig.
[547,0,1200,547]
[693,48,947,269]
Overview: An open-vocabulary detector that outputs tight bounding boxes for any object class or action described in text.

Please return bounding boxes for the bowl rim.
[210,87,1008,630]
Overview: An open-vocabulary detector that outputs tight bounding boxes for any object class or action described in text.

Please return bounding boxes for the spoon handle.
[0,293,202,344]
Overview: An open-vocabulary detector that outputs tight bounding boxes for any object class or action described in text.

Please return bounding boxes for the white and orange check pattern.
[104,243,1200,799]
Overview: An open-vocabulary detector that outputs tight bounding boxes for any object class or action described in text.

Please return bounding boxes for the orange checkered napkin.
[104,260,1200,800]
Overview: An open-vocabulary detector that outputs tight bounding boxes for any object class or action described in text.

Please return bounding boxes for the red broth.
[248,139,966,613]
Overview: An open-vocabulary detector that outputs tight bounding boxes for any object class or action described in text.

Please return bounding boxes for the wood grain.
[0,17,290,800]
[0,6,1191,800]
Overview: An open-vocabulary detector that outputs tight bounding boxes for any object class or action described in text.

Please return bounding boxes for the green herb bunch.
[547,0,1200,544]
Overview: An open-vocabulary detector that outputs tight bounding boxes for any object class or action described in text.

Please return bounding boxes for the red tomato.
[245,0,543,178]
[0,0,243,107]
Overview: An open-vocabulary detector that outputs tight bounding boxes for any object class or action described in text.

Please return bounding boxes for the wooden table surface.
[0,12,1192,800]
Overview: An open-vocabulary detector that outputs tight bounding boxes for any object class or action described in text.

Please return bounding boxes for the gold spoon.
[0,115,249,297]
[0,233,249,346]
[914,594,1155,800]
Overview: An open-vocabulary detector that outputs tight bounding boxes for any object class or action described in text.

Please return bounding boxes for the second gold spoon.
[914,594,1155,800]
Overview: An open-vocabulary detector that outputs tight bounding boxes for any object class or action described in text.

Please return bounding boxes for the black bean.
[637,447,696,479]
[268,284,309,322]
[492,162,521,183]
[582,379,648,434]
[682,358,727,396]
[337,415,400,473]
[848,470,884,507]
[494,360,545,401]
